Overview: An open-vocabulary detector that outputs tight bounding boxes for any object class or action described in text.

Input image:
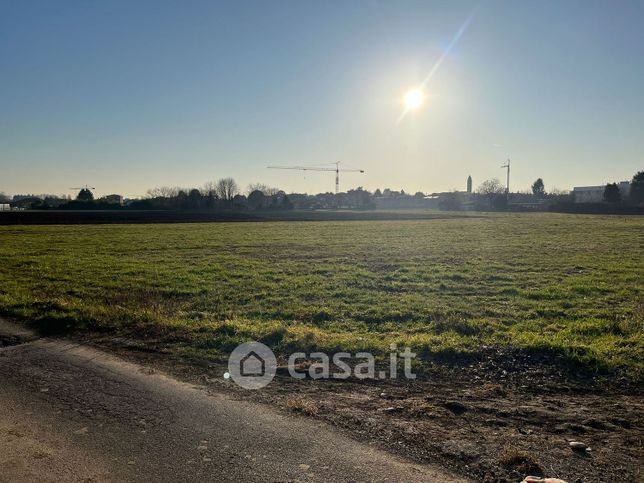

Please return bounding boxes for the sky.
[1,0,643,198]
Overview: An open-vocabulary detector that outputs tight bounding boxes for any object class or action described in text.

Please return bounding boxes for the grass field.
[1,213,642,379]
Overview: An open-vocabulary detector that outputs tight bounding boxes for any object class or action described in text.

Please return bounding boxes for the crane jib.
[266,164,364,194]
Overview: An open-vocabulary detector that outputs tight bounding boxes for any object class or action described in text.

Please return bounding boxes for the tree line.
[3,170,643,213]
[131,179,294,211]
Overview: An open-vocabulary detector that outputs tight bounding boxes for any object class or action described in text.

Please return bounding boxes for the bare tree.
[215,178,239,201]
[548,187,569,196]
[201,181,218,197]
[477,178,505,195]
[145,186,180,199]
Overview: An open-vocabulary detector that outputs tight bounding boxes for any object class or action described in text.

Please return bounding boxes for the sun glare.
[403,88,424,110]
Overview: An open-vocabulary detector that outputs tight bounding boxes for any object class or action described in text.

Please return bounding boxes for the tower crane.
[267,162,364,194]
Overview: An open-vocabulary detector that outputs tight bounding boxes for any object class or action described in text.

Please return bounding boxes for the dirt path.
[0,320,462,482]
[99,340,644,483]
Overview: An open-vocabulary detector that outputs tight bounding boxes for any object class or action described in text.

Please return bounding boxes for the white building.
[572,181,630,203]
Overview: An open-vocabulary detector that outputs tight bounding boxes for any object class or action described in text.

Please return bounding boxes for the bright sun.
[403,88,424,110]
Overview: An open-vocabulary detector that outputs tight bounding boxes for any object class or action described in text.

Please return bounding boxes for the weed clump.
[498,448,543,476]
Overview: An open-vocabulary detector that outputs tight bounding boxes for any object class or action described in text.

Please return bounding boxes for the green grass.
[0,213,642,379]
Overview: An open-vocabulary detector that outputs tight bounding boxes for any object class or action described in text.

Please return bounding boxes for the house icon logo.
[227,341,276,389]
[240,350,265,377]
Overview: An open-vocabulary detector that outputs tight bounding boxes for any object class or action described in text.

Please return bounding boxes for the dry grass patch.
[285,395,320,416]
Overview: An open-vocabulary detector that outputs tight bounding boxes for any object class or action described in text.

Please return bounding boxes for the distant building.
[373,194,433,209]
[507,192,546,209]
[427,191,476,210]
[572,186,604,203]
[11,196,41,209]
[467,175,472,193]
[572,181,630,203]
[104,194,123,205]
[0,203,10,211]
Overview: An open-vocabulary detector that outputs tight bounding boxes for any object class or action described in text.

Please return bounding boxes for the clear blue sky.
[1,0,643,197]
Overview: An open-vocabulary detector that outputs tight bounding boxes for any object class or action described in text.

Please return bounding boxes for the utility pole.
[501,159,510,198]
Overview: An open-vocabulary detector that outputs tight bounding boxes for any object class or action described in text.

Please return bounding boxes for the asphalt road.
[0,320,463,482]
